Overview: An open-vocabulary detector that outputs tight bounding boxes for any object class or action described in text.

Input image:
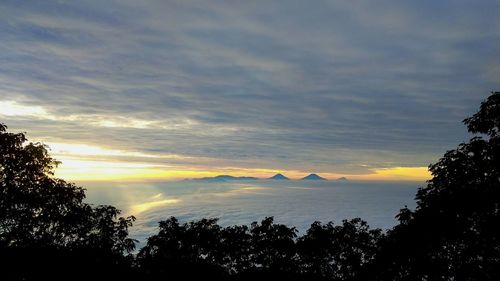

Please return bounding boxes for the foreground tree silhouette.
[137,215,381,280]
[136,217,229,279]
[297,218,382,281]
[365,92,500,281]
[0,123,137,281]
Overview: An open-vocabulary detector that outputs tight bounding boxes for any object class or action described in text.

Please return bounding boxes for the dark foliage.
[1,91,499,280]
[136,216,380,280]
[363,92,500,281]
[0,123,137,280]
[297,219,382,280]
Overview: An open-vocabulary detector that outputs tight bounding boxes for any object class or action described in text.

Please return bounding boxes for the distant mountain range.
[193,175,259,182]
[190,173,344,181]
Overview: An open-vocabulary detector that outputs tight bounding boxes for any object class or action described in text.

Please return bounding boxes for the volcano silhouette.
[268,173,289,180]
[301,173,327,180]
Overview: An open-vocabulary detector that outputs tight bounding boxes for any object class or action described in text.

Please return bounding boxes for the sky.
[1,0,499,182]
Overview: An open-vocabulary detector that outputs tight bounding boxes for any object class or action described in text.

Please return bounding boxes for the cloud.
[84,180,420,243]
[0,100,47,117]
[1,1,499,179]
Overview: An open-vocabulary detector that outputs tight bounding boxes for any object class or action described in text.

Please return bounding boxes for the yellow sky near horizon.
[50,142,431,182]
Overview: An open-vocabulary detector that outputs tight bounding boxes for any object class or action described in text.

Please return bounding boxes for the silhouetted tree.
[218,224,252,274]
[137,217,229,280]
[297,218,382,281]
[137,215,382,280]
[366,92,500,281]
[138,217,300,279]
[249,217,298,272]
[0,123,137,280]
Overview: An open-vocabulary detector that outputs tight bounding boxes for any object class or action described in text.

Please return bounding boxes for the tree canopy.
[0,123,137,280]
[365,92,500,281]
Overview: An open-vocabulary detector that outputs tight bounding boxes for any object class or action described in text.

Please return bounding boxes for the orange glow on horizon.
[53,158,430,183]
[45,140,431,182]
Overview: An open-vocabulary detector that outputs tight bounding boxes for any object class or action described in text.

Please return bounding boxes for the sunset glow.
[2,1,495,184]
[51,153,431,182]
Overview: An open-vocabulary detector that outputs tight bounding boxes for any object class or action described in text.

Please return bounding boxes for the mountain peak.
[268,173,289,180]
[337,177,348,181]
[301,173,327,180]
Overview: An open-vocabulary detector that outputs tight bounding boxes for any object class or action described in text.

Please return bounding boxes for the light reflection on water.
[82,180,421,245]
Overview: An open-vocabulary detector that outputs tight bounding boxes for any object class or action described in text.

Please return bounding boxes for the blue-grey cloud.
[83,180,419,244]
[1,0,499,175]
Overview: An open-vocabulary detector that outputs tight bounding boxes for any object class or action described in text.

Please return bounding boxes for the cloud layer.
[83,180,420,244]
[1,1,499,178]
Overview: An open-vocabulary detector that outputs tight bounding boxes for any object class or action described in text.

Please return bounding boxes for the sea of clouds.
[83,180,420,245]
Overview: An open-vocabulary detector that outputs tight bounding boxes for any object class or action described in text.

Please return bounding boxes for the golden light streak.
[53,158,280,181]
[360,166,431,181]
[54,159,208,181]
[132,198,180,214]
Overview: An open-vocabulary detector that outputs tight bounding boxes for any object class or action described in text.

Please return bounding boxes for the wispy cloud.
[1,0,499,180]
